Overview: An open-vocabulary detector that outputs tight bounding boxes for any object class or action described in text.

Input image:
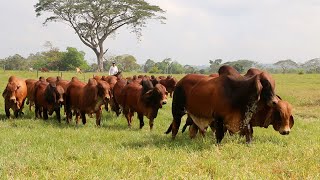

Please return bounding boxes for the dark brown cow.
[159,76,178,97]
[34,81,64,121]
[2,76,27,118]
[25,79,38,111]
[40,67,49,72]
[111,78,128,116]
[66,78,111,126]
[119,79,168,129]
[150,75,160,87]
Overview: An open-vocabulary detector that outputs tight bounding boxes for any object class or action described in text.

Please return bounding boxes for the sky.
[1,0,320,65]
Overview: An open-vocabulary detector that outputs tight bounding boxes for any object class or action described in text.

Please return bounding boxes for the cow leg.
[29,101,32,111]
[189,124,199,139]
[43,108,48,120]
[96,110,102,126]
[80,111,86,125]
[123,108,132,127]
[55,107,61,123]
[19,99,26,116]
[244,124,253,144]
[149,118,154,130]
[66,110,72,124]
[5,104,10,118]
[138,113,144,129]
[214,116,225,144]
[182,115,194,133]
[35,105,39,118]
[104,102,109,112]
[39,107,43,118]
[14,110,19,118]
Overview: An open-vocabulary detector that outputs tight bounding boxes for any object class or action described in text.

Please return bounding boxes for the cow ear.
[289,115,294,129]
[141,90,153,105]
[2,88,7,98]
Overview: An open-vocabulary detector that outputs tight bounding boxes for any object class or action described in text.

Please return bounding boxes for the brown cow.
[181,68,293,141]
[93,75,102,81]
[159,76,178,97]
[25,79,38,111]
[111,78,128,116]
[46,76,58,84]
[183,97,294,140]
[66,78,111,126]
[40,67,49,72]
[34,81,64,121]
[2,76,27,118]
[119,79,168,130]
[168,65,277,143]
[165,74,213,136]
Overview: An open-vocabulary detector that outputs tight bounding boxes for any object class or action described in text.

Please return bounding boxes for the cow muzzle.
[280,130,290,135]
[279,127,290,135]
[10,97,17,103]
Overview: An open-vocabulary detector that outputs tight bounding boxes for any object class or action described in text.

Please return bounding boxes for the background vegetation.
[0,71,319,179]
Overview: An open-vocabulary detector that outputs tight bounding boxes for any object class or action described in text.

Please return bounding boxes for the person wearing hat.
[109,61,119,75]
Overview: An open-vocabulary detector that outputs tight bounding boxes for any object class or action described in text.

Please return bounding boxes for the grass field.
[0,70,319,179]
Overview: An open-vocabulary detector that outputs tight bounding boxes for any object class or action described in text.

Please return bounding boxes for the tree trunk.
[95,51,104,72]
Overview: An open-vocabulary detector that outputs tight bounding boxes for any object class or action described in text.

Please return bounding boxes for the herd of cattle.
[2,65,294,143]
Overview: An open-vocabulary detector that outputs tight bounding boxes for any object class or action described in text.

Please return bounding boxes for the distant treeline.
[1,47,319,74]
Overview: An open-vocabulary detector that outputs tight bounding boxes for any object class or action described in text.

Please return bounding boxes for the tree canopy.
[35,0,165,72]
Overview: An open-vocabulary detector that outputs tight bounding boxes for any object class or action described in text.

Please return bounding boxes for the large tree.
[35,0,165,72]
[274,59,298,74]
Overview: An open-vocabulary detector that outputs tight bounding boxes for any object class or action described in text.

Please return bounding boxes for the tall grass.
[0,71,319,179]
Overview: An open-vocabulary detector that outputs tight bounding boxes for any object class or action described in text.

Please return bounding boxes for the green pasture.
[0,70,319,179]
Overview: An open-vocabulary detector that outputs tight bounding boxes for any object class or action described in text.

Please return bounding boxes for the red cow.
[168,65,277,143]
[40,67,49,72]
[25,79,38,111]
[119,79,168,130]
[165,74,213,136]
[2,76,27,118]
[159,76,178,97]
[66,78,111,126]
[46,77,57,84]
[34,81,64,121]
[179,68,293,141]
[111,78,128,116]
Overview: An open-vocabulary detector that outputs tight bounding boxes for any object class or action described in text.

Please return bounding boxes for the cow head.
[97,81,112,103]
[271,100,294,135]
[3,82,20,104]
[56,85,65,106]
[142,83,168,109]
